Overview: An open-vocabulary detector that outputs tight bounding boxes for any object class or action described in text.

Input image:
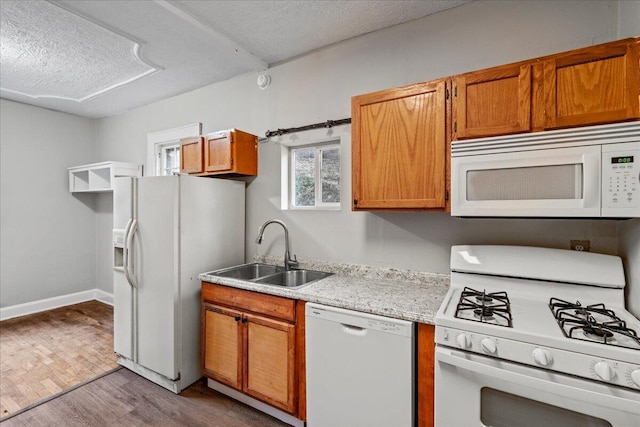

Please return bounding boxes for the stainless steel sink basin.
[254,269,333,289]
[209,263,284,280]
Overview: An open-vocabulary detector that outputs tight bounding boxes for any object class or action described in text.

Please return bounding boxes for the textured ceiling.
[0,0,471,118]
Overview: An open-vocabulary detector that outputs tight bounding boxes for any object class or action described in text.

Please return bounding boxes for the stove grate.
[455,287,513,327]
[549,298,640,350]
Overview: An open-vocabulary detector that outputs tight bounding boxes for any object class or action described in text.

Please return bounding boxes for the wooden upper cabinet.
[544,38,640,129]
[204,132,232,173]
[352,79,447,210]
[180,136,204,174]
[452,62,533,140]
[181,129,258,176]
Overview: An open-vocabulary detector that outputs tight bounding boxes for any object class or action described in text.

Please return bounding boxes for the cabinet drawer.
[202,282,296,322]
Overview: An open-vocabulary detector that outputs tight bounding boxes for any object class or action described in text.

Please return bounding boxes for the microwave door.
[452,145,601,217]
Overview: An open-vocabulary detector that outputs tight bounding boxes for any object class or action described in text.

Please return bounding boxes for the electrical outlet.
[570,240,590,252]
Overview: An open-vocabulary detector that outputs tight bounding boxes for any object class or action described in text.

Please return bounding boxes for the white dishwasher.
[305,303,415,427]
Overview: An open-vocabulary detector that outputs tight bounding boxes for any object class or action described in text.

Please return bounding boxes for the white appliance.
[451,121,640,218]
[113,175,245,393]
[305,303,415,427]
[435,245,640,427]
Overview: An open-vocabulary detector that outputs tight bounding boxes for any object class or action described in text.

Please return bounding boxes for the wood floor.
[0,301,118,417]
[1,301,289,426]
[0,365,288,426]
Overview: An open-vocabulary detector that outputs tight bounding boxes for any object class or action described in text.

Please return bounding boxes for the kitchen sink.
[254,269,333,289]
[209,263,284,280]
[207,263,332,289]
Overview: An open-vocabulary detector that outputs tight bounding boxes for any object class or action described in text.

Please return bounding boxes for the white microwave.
[451,122,640,218]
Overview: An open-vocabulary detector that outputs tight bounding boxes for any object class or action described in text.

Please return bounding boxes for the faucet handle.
[288,253,299,268]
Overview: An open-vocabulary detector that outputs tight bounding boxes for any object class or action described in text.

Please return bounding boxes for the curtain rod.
[263,118,351,138]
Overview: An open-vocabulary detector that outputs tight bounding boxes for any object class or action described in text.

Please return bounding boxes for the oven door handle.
[436,347,640,413]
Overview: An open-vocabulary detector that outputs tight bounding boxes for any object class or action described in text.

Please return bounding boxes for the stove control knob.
[480,338,497,354]
[456,334,471,349]
[594,361,615,382]
[630,370,640,388]
[532,348,553,367]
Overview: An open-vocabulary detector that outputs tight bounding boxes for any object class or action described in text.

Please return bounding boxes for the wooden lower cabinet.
[202,304,243,389]
[201,282,304,418]
[418,323,435,427]
[244,314,296,411]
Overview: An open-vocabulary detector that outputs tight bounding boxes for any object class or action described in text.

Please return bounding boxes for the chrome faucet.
[255,219,299,271]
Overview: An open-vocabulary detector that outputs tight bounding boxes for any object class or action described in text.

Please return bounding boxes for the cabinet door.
[244,313,296,413]
[180,136,204,174]
[202,303,243,390]
[204,132,232,173]
[453,63,532,139]
[352,80,447,210]
[544,38,640,129]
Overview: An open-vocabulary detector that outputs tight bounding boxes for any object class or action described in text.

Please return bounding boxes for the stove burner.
[455,287,512,327]
[574,308,590,318]
[583,326,614,340]
[474,307,495,319]
[549,298,640,350]
[475,294,494,304]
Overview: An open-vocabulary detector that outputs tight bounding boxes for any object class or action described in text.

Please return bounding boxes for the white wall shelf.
[68,161,142,193]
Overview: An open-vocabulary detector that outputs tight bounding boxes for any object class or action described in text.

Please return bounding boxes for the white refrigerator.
[113,175,245,393]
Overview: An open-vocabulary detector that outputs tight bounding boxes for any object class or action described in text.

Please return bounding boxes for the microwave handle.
[436,347,638,413]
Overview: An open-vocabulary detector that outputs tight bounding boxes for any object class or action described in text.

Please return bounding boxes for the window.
[160,144,180,176]
[290,143,341,209]
[146,123,201,176]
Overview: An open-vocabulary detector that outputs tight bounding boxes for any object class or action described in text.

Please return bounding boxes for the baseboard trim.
[207,379,304,427]
[0,289,114,321]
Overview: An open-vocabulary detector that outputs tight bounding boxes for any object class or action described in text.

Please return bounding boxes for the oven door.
[435,346,640,427]
[451,145,601,217]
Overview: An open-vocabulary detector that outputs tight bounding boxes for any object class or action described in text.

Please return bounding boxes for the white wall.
[0,100,97,307]
[618,0,640,38]
[94,0,630,296]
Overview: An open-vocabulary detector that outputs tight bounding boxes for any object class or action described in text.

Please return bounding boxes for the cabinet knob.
[234,316,241,322]
[241,317,248,324]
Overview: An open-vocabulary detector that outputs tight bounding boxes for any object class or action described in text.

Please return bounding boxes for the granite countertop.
[198,256,450,325]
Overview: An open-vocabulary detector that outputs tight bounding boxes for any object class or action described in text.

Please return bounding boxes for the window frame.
[146,123,201,176]
[289,142,341,209]
[160,144,181,176]
[278,127,348,211]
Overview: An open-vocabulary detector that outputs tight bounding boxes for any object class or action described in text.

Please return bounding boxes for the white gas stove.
[435,245,640,427]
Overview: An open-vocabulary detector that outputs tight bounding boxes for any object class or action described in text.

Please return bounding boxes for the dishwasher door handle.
[341,323,368,336]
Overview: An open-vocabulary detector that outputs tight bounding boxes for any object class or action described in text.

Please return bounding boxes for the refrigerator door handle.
[125,219,138,288]
[122,217,133,274]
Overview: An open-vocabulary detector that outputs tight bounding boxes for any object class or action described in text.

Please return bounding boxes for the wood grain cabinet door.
[452,63,533,140]
[204,132,233,173]
[243,314,296,414]
[180,136,204,174]
[544,38,640,129]
[352,79,447,210]
[202,303,243,390]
